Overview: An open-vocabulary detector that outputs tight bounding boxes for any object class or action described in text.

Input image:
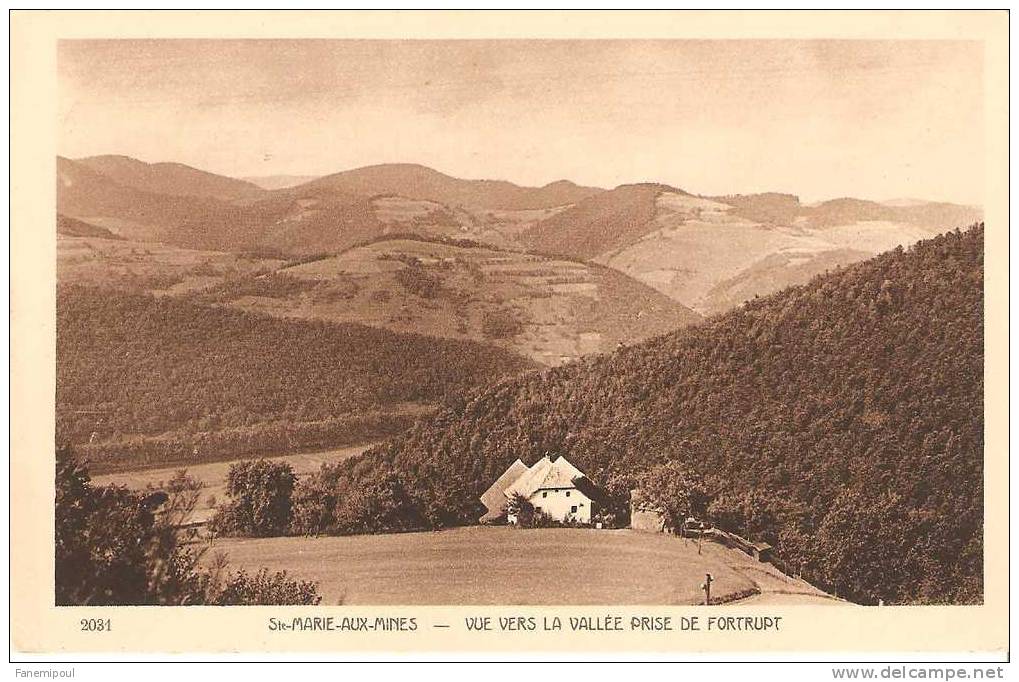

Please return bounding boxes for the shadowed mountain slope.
[77,155,266,202]
[335,225,984,605]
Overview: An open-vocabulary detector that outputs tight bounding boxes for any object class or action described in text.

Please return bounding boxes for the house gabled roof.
[503,455,551,500]
[504,455,586,499]
[478,459,529,523]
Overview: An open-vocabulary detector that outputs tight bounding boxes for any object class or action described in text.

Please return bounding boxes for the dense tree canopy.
[56,286,536,470]
[329,226,984,604]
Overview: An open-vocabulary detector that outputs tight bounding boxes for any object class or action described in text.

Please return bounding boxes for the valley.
[53,156,984,606]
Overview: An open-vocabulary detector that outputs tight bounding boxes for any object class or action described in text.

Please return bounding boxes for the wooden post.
[701,573,713,605]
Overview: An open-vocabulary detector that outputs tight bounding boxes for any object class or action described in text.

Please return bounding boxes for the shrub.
[211,459,296,537]
[209,567,321,606]
[332,470,423,534]
[395,264,444,299]
[481,307,524,339]
[505,492,535,526]
[289,469,339,536]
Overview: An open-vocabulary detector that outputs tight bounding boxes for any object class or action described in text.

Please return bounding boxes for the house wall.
[530,487,592,523]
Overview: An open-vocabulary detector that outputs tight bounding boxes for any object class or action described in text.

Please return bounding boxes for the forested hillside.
[56,286,537,470]
[333,225,984,604]
[519,183,666,259]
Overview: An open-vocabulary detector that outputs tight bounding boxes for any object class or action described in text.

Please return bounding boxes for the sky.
[58,39,984,205]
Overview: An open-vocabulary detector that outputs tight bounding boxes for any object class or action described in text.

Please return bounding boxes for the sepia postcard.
[9,9,1010,660]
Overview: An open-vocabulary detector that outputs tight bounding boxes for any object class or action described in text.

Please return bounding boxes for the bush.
[395,265,444,299]
[332,470,423,534]
[481,307,524,339]
[211,459,296,537]
[505,492,535,526]
[208,567,321,606]
[289,469,338,536]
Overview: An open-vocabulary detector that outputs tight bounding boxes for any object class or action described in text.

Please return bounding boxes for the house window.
[571,505,578,514]
[565,491,571,497]
[542,491,548,498]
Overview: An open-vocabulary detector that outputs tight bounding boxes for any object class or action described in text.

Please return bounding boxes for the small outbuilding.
[629,489,670,533]
[751,542,774,563]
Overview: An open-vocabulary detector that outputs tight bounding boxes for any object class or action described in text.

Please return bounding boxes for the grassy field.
[253,238,699,365]
[207,526,841,606]
[57,234,284,293]
[92,443,373,525]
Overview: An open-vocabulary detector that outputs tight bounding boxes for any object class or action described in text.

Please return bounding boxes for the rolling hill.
[57,233,701,366]
[57,157,597,256]
[327,225,984,605]
[56,156,248,246]
[56,153,982,318]
[56,285,538,472]
[219,237,702,364]
[519,183,672,259]
[297,163,603,211]
[521,183,982,315]
[57,213,122,240]
[76,155,267,202]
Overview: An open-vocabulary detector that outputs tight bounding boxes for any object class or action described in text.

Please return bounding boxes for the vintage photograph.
[53,37,984,609]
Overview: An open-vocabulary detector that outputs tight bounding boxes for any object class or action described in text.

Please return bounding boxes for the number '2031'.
[80,618,111,632]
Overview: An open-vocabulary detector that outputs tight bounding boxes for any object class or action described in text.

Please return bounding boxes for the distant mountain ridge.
[56,154,982,315]
[77,155,267,202]
[243,174,321,190]
[296,163,604,211]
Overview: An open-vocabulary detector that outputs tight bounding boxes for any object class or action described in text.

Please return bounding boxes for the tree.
[707,489,783,544]
[211,459,296,537]
[289,469,339,536]
[333,470,422,534]
[55,446,320,605]
[637,461,710,530]
[55,445,153,605]
[505,492,535,526]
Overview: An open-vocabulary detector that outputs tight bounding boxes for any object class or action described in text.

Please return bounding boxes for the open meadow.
[207,526,841,606]
[91,443,374,525]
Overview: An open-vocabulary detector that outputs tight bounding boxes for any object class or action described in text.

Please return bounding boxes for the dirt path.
[719,557,847,606]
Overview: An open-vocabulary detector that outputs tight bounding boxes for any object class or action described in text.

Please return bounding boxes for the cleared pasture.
[92,443,374,525]
[208,526,840,606]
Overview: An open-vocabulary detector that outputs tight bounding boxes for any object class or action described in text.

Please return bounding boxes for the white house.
[479,455,595,525]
